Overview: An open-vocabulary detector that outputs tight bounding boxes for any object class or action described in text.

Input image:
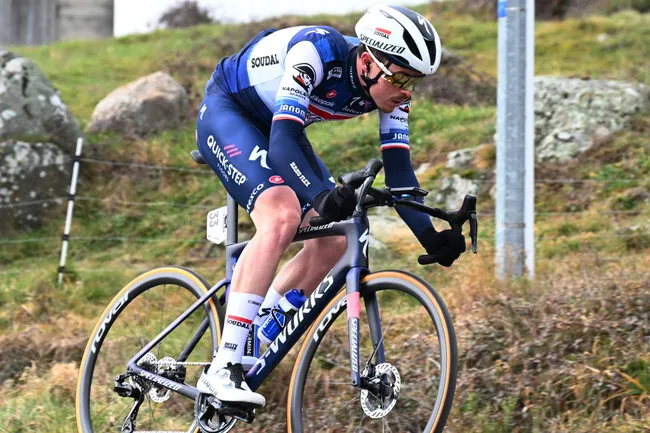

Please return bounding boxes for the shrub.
[607,0,650,13]
[158,1,214,29]
[449,0,650,19]
[456,278,650,428]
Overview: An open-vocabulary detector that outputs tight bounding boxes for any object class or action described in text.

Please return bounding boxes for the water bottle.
[258,289,307,345]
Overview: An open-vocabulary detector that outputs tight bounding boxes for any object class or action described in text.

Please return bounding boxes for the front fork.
[346,268,385,388]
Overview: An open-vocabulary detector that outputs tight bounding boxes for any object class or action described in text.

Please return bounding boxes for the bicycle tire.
[76,266,223,433]
[287,270,457,433]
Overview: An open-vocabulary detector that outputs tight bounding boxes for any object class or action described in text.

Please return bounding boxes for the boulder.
[430,174,481,210]
[0,50,82,232]
[535,77,649,162]
[0,49,82,153]
[1,140,68,230]
[368,208,401,250]
[447,147,477,170]
[87,71,189,137]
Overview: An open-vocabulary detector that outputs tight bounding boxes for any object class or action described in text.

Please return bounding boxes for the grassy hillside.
[1,5,649,433]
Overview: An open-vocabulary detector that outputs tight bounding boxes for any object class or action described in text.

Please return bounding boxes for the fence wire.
[79,157,213,174]
[75,196,217,210]
[2,158,648,277]
[2,254,643,278]
[79,156,642,184]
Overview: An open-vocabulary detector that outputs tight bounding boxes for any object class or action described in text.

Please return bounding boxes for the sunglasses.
[365,45,426,91]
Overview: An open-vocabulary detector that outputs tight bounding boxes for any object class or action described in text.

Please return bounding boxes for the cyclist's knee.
[251,186,301,242]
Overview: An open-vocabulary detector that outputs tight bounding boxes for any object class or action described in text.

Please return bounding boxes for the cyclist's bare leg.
[204,186,301,389]
[231,186,302,296]
[268,208,347,297]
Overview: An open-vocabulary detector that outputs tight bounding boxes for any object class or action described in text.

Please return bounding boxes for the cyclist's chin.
[376,102,394,113]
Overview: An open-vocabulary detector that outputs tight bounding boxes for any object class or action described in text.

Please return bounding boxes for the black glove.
[418,227,466,267]
[313,186,356,222]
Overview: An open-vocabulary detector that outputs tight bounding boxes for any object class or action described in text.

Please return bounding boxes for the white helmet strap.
[365,45,393,77]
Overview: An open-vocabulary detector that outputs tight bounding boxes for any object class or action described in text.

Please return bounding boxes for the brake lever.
[451,195,477,254]
[469,211,478,254]
[417,254,439,265]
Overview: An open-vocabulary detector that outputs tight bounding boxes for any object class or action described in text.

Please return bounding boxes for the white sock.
[253,287,283,326]
[209,292,263,374]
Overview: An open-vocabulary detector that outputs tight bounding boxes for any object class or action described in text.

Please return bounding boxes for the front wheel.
[287,270,457,433]
[76,266,223,433]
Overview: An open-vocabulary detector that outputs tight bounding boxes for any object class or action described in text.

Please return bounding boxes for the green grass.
[441,11,650,85]
[2,6,650,433]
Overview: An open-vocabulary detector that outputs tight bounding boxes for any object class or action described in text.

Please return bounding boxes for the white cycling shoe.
[197,362,266,408]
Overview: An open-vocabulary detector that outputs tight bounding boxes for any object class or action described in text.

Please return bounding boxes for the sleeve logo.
[306,28,329,35]
[292,63,316,93]
[327,67,343,80]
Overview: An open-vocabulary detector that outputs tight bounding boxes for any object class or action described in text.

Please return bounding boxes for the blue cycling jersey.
[199,26,432,237]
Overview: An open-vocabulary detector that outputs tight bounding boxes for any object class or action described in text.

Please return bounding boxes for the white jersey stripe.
[381,143,410,150]
[273,113,305,125]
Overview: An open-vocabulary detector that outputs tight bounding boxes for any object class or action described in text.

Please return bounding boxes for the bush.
[456,278,650,429]
[158,1,214,29]
[453,0,576,20]
[607,0,650,13]
[449,0,650,19]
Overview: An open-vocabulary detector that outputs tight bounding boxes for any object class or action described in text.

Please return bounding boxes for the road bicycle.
[75,153,478,433]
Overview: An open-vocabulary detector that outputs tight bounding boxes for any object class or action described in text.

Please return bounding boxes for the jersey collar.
[347,47,365,96]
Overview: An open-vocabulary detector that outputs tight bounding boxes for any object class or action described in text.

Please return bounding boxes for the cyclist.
[195,4,466,408]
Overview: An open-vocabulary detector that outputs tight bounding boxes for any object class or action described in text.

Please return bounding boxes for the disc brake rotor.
[360,363,401,419]
[149,356,178,403]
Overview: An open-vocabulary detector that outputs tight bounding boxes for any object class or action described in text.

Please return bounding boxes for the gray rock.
[534,77,649,163]
[414,162,431,176]
[369,207,401,249]
[430,174,480,210]
[87,71,189,137]
[0,140,69,230]
[0,50,81,233]
[446,147,475,169]
[0,49,83,153]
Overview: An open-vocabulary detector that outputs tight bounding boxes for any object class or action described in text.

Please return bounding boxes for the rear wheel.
[76,266,223,433]
[287,271,457,433]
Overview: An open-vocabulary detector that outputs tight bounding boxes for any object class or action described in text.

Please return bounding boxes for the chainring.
[194,393,238,433]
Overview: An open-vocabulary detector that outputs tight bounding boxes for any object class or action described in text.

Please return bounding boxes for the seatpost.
[226,194,238,245]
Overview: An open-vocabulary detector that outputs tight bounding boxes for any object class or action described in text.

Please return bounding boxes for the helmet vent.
[391,54,411,67]
[402,29,422,61]
[425,39,438,65]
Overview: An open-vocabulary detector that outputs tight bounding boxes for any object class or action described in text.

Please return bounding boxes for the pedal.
[220,404,256,424]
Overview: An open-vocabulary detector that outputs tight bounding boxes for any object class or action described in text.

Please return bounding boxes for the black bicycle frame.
[125,206,382,398]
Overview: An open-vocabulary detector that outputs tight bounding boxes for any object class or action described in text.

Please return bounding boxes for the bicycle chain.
[132,431,188,433]
[152,361,210,366]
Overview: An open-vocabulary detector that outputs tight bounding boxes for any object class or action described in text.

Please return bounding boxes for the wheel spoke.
[327,393,360,431]
[144,290,150,344]
[78,276,216,433]
[365,294,402,370]
[132,293,149,350]
[157,284,167,358]
[296,282,456,433]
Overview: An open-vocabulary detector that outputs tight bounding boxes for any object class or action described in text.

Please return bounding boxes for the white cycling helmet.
[355,4,442,75]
